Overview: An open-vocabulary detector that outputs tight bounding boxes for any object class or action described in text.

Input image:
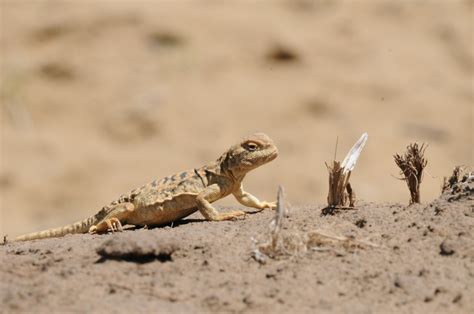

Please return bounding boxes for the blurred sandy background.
[1,0,472,237]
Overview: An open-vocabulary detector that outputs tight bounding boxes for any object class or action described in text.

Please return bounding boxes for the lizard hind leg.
[89,203,135,234]
[89,218,123,234]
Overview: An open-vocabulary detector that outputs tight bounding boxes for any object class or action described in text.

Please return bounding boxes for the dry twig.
[307,230,378,250]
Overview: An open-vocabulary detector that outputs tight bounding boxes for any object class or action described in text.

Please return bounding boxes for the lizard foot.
[219,210,246,221]
[89,218,123,234]
[260,201,277,210]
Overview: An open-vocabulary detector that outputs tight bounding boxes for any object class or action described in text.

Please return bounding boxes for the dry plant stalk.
[252,186,377,264]
[269,185,285,250]
[394,143,428,204]
[326,161,355,208]
[325,133,368,210]
[252,186,306,263]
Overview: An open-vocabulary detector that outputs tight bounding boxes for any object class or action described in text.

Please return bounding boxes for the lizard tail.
[13,215,99,242]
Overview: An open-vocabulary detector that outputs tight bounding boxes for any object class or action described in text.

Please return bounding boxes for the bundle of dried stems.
[394,143,428,204]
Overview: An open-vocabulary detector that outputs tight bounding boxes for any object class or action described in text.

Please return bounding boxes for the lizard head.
[220,133,278,176]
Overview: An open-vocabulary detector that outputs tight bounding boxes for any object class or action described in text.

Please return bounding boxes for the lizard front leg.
[197,184,246,221]
[232,184,276,210]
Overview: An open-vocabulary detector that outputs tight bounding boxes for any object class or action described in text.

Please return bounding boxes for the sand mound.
[2,190,473,313]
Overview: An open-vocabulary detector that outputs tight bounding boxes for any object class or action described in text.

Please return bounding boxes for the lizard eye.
[245,142,259,151]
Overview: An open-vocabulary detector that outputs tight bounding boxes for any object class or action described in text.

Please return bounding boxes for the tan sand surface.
[1,182,473,313]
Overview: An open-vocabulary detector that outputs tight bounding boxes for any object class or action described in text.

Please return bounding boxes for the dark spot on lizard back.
[151,179,159,187]
[130,188,139,196]
[194,169,207,187]
[96,207,109,220]
[170,174,178,182]
[118,193,132,203]
[98,207,109,215]
[179,171,188,180]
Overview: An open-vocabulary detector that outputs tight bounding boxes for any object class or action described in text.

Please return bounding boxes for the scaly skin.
[14,133,278,242]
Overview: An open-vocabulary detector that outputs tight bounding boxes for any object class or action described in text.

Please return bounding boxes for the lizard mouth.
[241,147,278,171]
[265,149,278,162]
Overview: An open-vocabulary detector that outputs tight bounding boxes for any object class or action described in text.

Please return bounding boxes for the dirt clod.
[453,293,463,303]
[439,240,455,256]
[96,233,178,263]
[355,219,367,228]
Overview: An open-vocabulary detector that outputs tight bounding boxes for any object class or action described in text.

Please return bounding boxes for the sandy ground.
[1,176,473,313]
[1,0,473,237]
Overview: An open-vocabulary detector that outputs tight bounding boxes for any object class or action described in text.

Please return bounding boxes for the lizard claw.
[107,218,123,232]
[261,201,277,210]
[231,211,247,220]
[112,219,123,232]
[221,210,246,221]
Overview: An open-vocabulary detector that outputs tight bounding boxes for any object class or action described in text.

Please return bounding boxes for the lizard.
[13,133,278,242]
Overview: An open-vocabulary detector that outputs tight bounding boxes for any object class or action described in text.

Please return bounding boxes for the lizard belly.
[127,194,199,226]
